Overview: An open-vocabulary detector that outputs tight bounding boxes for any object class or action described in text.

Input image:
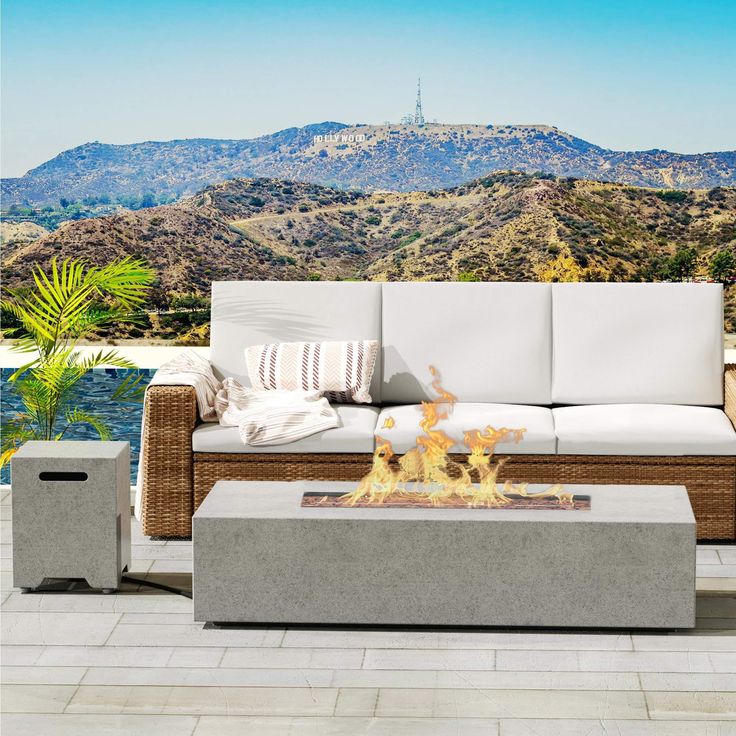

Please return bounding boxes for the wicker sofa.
[140,281,736,540]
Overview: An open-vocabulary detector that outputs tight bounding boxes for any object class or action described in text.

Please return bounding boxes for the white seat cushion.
[192,405,379,454]
[376,404,557,455]
[553,404,736,456]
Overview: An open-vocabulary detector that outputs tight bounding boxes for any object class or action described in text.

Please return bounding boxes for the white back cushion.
[381,282,552,404]
[210,281,382,402]
[552,283,723,405]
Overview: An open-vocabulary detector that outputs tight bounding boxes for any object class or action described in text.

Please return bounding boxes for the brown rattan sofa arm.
[725,364,736,430]
[140,385,198,537]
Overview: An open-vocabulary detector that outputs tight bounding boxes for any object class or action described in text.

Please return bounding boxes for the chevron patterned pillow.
[244,340,379,404]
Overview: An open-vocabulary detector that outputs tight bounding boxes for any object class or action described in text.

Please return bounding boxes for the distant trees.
[457,271,480,282]
[170,294,210,311]
[666,246,697,280]
[655,190,688,204]
[709,250,736,283]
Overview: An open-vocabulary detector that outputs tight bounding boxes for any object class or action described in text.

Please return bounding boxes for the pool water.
[1,368,155,485]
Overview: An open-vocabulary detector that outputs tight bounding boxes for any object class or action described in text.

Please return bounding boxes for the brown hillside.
[4,174,736,337]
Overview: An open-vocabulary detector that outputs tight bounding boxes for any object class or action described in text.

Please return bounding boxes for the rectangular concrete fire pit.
[192,481,696,629]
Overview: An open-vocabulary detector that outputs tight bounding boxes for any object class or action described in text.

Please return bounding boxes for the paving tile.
[333,688,378,716]
[646,691,736,719]
[330,669,640,691]
[1,665,86,685]
[1,570,16,591]
[0,544,11,558]
[81,666,333,688]
[0,713,199,735]
[719,549,736,565]
[120,613,194,625]
[220,646,364,670]
[0,684,77,713]
[106,623,283,648]
[111,594,193,614]
[633,635,736,651]
[696,596,736,618]
[1,592,117,612]
[281,629,632,650]
[694,618,736,632]
[363,648,495,671]
[1,611,121,645]
[0,646,44,665]
[130,523,167,546]
[66,685,339,715]
[698,579,736,593]
[498,719,736,735]
[640,672,736,691]
[698,565,736,579]
[149,560,193,574]
[36,645,175,668]
[166,647,225,668]
[125,560,154,574]
[496,650,731,673]
[375,687,648,719]
[697,549,723,565]
[194,715,500,735]
[133,545,193,561]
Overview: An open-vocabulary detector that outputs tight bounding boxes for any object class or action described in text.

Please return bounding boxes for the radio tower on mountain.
[414,77,425,126]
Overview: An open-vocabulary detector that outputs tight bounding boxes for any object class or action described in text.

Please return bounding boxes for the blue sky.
[2,0,735,177]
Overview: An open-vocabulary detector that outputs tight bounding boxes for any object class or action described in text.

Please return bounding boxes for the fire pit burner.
[302,490,591,510]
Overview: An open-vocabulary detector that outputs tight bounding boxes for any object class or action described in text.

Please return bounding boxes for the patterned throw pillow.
[245,340,379,404]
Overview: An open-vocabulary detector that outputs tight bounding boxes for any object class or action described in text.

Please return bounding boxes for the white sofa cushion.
[552,283,723,405]
[381,282,552,405]
[210,281,383,402]
[192,405,379,454]
[376,404,557,454]
[553,404,736,456]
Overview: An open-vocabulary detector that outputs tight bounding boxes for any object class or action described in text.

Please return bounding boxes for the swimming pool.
[1,368,155,485]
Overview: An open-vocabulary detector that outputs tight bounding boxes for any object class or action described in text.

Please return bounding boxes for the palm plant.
[1,257,155,467]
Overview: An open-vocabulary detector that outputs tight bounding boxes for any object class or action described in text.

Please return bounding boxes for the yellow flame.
[341,366,569,508]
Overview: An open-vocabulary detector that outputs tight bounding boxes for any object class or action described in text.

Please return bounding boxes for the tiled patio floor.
[1,487,735,735]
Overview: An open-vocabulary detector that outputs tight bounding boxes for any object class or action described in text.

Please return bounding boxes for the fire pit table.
[192,480,696,629]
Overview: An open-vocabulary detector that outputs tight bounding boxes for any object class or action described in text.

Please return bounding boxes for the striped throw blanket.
[245,340,378,404]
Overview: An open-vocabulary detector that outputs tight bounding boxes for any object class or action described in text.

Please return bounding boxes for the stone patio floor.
[1,487,735,735]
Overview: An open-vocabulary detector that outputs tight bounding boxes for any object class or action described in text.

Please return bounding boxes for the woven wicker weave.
[140,385,197,537]
[141,368,736,540]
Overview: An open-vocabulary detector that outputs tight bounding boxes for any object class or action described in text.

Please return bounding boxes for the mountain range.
[4,172,735,340]
[3,123,736,205]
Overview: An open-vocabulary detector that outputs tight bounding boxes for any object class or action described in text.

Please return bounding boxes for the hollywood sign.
[313,133,366,143]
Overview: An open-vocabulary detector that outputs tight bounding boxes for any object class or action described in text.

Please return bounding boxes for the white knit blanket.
[216,378,338,445]
[133,351,339,520]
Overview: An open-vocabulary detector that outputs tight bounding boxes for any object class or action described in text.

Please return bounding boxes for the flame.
[341,366,569,508]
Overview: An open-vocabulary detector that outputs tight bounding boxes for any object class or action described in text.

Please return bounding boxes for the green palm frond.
[78,349,136,372]
[60,409,111,441]
[2,256,154,446]
[111,372,147,402]
[0,415,40,468]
